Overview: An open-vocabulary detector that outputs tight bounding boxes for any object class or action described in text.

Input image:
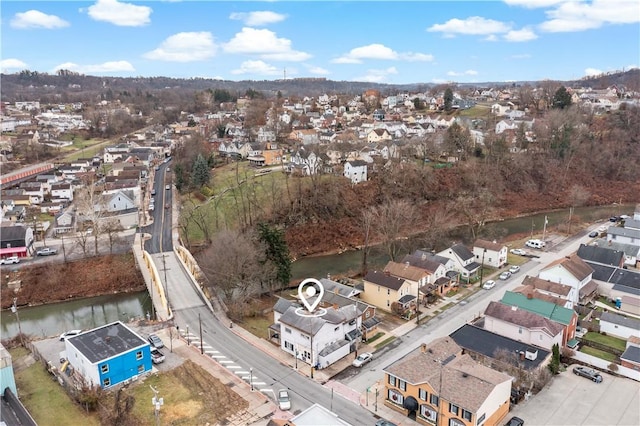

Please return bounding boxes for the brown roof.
[521,275,571,296]
[401,254,442,274]
[474,239,505,252]
[513,285,567,306]
[579,280,598,298]
[384,337,510,412]
[543,254,593,281]
[384,261,430,282]
[364,270,406,291]
[484,301,565,337]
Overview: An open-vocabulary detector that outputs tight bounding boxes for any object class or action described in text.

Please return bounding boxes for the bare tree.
[371,199,418,261]
[74,180,107,255]
[361,209,374,276]
[103,218,123,254]
[456,189,495,240]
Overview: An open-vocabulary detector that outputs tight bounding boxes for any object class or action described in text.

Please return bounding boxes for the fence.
[573,351,640,381]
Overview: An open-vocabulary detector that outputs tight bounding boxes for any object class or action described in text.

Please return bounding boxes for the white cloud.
[502,0,566,8]
[428,16,512,36]
[584,68,603,76]
[231,60,281,76]
[86,0,151,27]
[52,60,135,74]
[504,28,538,41]
[144,32,217,62]
[333,44,433,64]
[223,27,310,61]
[540,0,640,33]
[1,58,29,72]
[355,67,398,83]
[229,11,286,26]
[11,10,69,29]
[306,65,330,75]
[447,70,478,77]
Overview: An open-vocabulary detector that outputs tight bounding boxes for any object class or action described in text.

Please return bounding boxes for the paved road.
[341,227,602,394]
[144,159,172,254]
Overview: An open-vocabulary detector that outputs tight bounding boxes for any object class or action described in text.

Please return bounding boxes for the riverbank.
[1,253,146,310]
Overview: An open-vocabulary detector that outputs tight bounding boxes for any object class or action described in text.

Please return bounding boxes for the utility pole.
[160,254,170,303]
[150,385,163,426]
[11,298,24,346]
[199,313,203,355]
[479,248,486,287]
[416,283,421,325]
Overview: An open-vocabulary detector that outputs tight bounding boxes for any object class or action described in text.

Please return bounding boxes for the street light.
[249,367,254,391]
[479,248,487,287]
[186,324,190,345]
[11,298,24,346]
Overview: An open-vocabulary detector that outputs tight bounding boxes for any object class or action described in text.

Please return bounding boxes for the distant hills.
[1,68,638,102]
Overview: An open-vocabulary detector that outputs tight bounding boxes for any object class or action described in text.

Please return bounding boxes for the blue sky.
[2,0,639,84]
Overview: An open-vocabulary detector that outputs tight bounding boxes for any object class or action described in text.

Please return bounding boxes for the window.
[449,403,459,415]
[388,375,396,387]
[103,378,111,387]
[430,394,439,406]
[388,389,404,405]
[518,327,523,334]
[284,341,294,351]
[420,405,437,422]
[539,334,543,340]
[399,380,407,391]
[285,327,292,334]
[101,364,109,374]
[136,351,143,360]
[335,326,340,331]
[449,419,464,426]
[419,388,428,401]
[138,364,144,373]
[366,311,370,318]
[387,300,390,307]
[462,409,472,421]
[387,289,390,295]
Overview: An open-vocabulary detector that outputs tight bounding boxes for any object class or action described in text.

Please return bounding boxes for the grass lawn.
[240,314,274,340]
[580,346,618,363]
[374,336,397,349]
[11,351,100,426]
[582,332,627,352]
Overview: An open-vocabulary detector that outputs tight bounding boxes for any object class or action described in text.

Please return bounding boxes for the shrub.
[608,362,619,372]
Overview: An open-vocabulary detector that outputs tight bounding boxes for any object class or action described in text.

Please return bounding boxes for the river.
[1,291,152,340]
[291,203,635,280]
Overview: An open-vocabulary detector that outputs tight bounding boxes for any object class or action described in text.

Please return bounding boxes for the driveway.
[509,365,640,425]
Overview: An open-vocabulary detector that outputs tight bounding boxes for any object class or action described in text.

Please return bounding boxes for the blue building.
[64,321,152,389]
[0,343,17,396]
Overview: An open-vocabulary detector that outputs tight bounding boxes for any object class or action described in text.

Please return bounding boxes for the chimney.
[384,270,390,276]
[527,293,533,299]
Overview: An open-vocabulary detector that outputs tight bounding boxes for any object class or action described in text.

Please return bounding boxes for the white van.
[526,239,545,249]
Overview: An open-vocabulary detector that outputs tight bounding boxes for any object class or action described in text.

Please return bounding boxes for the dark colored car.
[375,420,398,426]
[148,334,164,349]
[588,231,599,238]
[573,366,603,383]
[505,416,524,426]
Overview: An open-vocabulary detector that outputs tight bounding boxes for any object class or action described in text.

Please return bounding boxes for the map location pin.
[298,278,324,313]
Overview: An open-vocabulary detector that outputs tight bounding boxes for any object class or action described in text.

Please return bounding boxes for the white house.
[272,299,362,370]
[437,243,481,281]
[50,183,74,201]
[483,301,564,351]
[538,254,597,305]
[607,226,640,247]
[98,190,137,213]
[473,239,508,269]
[343,160,368,184]
[599,312,640,340]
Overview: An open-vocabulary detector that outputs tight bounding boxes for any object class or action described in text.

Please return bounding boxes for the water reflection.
[1,291,151,340]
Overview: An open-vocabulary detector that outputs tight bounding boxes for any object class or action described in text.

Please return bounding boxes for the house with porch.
[361,270,414,314]
[270,298,362,370]
[538,254,598,306]
[472,240,507,269]
[383,337,512,426]
[401,252,454,300]
[438,244,481,282]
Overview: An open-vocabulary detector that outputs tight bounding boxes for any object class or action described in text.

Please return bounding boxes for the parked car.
[510,248,526,256]
[609,216,619,222]
[509,265,521,274]
[352,352,373,368]
[588,231,599,238]
[375,420,398,426]
[0,256,20,265]
[59,329,82,341]
[148,334,164,349]
[165,185,170,190]
[36,247,57,256]
[482,280,496,290]
[505,416,524,426]
[499,271,512,280]
[278,389,291,410]
[525,239,545,249]
[573,366,602,383]
[150,347,165,364]
[575,326,588,338]
[151,189,156,196]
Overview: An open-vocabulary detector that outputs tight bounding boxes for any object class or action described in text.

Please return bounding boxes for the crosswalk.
[181,330,275,397]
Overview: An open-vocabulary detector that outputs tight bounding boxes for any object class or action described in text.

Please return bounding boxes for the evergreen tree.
[190,154,210,188]
[444,87,454,111]
[257,223,292,289]
[552,86,572,109]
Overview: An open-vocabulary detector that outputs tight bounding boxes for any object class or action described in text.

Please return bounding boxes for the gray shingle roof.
[600,311,640,330]
[577,244,624,267]
[364,270,405,290]
[484,301,565,337]
[450,243,474,261]
[621,345,640,364]
[67,321,147,364]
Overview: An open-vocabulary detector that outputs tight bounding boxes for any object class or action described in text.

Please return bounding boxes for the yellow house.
[361,270,412,313]
[383,337,512,426]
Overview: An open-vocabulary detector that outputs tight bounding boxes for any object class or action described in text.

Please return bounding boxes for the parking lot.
[510,365,640,425]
